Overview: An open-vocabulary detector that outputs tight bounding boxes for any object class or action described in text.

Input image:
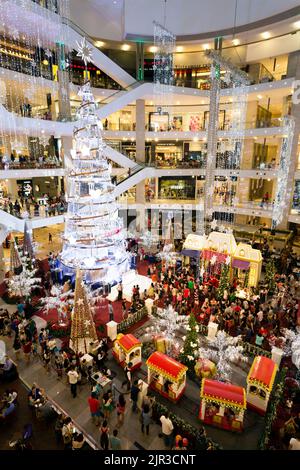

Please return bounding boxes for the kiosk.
[246,356,278,415]
[146,351,187,402]
[112,333,142,371]
[199,378,246,432]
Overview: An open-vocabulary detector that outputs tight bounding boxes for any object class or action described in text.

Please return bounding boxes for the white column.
[271,347,283,367]
[106,321,118,341]
[207,322,218,340]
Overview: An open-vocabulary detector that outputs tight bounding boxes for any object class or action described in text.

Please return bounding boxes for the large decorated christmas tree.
[60,79,128,284]
[70,269,98,354]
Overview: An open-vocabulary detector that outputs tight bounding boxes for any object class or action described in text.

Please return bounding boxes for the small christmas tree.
[217,263,230,299]
[179,313,200,373]
[69,269,98,355]
[265,258,276,293]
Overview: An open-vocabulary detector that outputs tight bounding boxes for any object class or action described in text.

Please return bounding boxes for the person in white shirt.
[289,434,300,450]
[67,367,79,398]
[160,412,174,448]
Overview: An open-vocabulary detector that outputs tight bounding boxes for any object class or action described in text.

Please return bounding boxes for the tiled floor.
[0,294,265,451]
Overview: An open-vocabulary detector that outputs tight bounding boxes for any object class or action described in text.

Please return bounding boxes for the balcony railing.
[0,159,63,170]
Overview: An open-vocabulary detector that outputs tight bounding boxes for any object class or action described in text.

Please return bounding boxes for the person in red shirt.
[88,392,103,425]
[183,286,190,299]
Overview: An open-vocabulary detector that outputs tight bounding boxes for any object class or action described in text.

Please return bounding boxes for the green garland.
[258,367,287,450]
[152,400,221,450]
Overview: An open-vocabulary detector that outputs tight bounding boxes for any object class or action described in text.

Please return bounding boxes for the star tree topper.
[76,37,93,66]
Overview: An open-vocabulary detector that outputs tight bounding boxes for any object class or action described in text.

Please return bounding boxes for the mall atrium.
[1,0,300,455]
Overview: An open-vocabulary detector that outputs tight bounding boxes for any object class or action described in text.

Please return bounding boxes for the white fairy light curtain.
[272,116,295,229]
[213,81,248,233]
[0,0,69,170]
[153,17,176,121]
[204,50,250,236]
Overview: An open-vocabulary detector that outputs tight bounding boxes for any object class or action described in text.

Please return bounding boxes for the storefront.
[158,176,195,200]
[154,142,183,167]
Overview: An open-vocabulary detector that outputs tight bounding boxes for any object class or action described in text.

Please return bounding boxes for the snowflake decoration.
[211,219,218,230]
[77,298,84,306]
[11,28,19,40]
[210,255,217,265]
[208,186,215,196]
[225,256,231,265]
[84,320,91,327]
[44,49,52,59]
[76,37,93,66]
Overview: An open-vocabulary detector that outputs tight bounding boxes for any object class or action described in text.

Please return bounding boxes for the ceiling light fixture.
[176,46,183,52]
[232,38,240,46]
[202,43,210,50]
[122,44,130,51]
[149,46,158,53]
[95,41,105,47]
[261,31,271,39]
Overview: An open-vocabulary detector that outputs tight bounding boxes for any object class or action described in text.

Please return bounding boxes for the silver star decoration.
[44,49,52,59]
[211,255,217,265]
[219,224,225,233]
[76,37,93,66]
[11,28,19,40]
[211,219,218,230]
[208,186,215,196]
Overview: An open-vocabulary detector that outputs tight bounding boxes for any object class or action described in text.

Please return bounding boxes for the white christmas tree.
[280,328,300,370]
[60,80,129,284]
[7,255,41,300]
[149,304,189,356]
[198,330,247,382]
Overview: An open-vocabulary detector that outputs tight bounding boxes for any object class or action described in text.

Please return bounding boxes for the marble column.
[277,51,300,229]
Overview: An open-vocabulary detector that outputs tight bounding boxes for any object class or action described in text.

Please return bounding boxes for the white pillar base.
[106,321,118,341]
